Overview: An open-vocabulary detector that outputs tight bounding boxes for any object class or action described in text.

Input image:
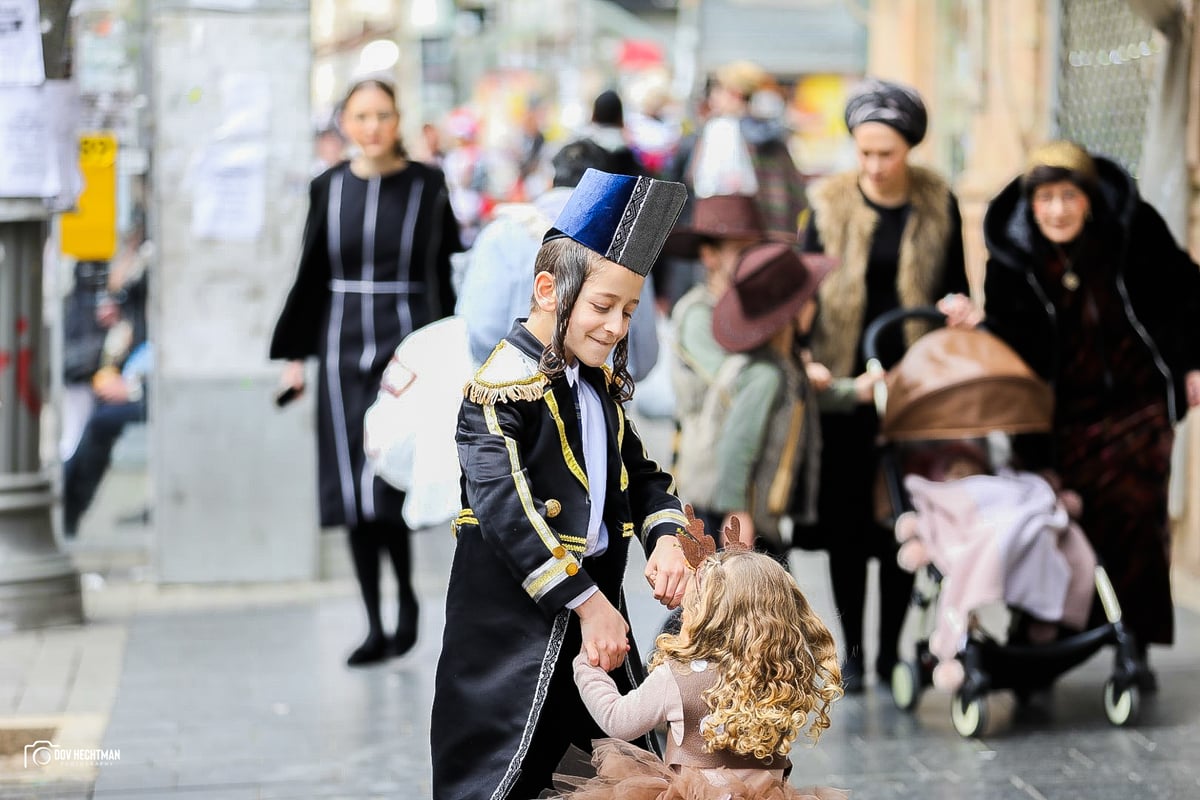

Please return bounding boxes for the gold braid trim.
[464,339,549,405]
[464,375,547,405]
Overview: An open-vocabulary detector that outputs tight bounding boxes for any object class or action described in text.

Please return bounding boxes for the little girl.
[554,510,848,799]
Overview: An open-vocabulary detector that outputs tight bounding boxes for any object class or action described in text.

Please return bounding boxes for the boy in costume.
[431,169,691,799]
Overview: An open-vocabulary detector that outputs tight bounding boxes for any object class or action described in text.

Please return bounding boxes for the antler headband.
[676,504,752,569]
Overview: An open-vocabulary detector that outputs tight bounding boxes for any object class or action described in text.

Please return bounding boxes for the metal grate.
[1055,0,1160,176]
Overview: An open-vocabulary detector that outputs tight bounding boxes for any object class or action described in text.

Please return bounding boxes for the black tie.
[570,379,582,426]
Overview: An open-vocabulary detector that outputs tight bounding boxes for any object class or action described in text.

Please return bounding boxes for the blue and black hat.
[544,169,688,277]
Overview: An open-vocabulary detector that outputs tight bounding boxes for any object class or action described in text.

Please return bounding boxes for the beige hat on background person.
[714,60,768,100]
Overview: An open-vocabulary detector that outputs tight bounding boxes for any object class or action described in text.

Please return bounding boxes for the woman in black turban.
[797,77,976,693]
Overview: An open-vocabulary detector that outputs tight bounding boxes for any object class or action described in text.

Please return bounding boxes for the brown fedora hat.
[664,194,789,258]
[712,242,836,353]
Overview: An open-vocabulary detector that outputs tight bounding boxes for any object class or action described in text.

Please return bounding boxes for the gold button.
[565,563,579,576]
[552,546,566,559]
[546,499,562,518]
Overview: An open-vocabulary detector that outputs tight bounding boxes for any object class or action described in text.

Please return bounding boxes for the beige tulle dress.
[546,655,848,800]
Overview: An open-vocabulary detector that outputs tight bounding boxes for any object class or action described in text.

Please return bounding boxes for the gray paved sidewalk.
[2,414,1200,798]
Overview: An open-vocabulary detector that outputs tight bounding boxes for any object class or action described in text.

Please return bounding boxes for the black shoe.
[875,659,898,687]
[841,655,865,694]
[347,633,390,666]
[390,604,419,658]
[1135,662,1159,693]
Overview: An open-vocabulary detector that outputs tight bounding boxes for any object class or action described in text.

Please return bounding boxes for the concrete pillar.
[0,0,84,631]
[0,205,84,630]
[151,0,319,582]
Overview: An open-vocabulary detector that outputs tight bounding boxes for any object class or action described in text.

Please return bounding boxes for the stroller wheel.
[951,692,988,738]
[1103,678,1140,727]
[891,661,921,712]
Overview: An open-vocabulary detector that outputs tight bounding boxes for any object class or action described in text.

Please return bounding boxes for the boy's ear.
[532,271,557,313]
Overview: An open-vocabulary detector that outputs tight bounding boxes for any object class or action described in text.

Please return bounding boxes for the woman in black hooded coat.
[982,141,1200,686]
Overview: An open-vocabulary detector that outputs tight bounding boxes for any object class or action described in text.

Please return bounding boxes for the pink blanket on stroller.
[897,471,1096,688]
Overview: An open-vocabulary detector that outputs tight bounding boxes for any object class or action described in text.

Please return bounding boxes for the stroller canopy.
[880,328,1053,441]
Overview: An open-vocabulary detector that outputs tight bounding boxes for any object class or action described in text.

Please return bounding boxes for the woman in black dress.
[271,78,462,665]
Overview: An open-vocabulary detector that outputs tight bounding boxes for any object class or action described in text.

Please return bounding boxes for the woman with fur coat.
[800,79,976,693]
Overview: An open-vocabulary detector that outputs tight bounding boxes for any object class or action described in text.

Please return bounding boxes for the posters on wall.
[0,0,44,87]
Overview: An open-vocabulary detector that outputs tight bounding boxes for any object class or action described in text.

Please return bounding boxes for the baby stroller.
[862,307,1146,738]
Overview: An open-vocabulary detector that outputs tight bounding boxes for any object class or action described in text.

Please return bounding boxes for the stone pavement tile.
[0,782,92,800]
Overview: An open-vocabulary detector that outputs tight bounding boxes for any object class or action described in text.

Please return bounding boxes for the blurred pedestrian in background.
[982,140,1200,688]
[687,60,807,236]
[678,242,831,553]
[271,77,462,667]
[312,122,347,177]
[62,220,152,538]
[443,106,490,248]
[625,71,681,179]
[577,88,645,177]
[456,138,659,380]
[63,341,152,539]
[60,258,110,462]
[800,78,975,693]
[665,194,783,477]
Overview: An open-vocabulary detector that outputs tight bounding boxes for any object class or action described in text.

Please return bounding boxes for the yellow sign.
[61,133,118,260]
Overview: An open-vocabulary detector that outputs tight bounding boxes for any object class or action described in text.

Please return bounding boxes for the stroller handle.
[861,305,947,364]
[861,306,946,419]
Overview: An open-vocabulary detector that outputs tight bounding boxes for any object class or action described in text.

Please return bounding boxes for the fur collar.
[808,166,954,377]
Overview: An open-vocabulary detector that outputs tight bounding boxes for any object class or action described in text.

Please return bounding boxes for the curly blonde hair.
[648,550,843,760]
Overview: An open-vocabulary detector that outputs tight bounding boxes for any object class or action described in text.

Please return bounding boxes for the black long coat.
[983,156,1200,645]
[431,322,688,800]
[270,161,461,528]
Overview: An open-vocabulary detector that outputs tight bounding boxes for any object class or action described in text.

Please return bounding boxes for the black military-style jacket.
[431,320,687,800]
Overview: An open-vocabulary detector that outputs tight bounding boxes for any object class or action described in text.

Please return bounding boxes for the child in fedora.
[676,241,833,554]
[431,169,693,800]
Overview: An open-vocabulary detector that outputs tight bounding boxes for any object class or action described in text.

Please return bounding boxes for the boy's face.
[564,260,643,368]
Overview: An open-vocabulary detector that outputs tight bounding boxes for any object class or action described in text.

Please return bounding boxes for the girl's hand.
[805,361,833,392]
[937,293,983,329]
[575,593,630,671]
[645,534,690,609]
[1186,370,1200,408]
[853,370,882,403]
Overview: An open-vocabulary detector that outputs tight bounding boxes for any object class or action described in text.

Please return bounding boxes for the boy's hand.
[575,593,630,671]
[645,535,690,609]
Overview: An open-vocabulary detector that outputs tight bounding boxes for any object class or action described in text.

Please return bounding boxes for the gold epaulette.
[464,339,548,404]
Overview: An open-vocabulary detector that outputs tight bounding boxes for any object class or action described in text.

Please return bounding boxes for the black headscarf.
[844,78,928,146]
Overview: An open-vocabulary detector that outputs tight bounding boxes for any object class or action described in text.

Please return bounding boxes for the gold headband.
[1025,141,1097,185]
